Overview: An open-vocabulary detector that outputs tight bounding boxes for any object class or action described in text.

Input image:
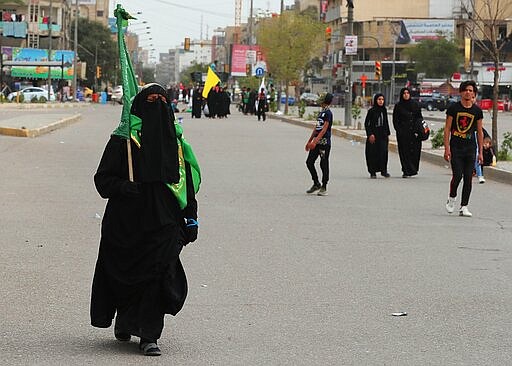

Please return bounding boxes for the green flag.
[112,4,139,139]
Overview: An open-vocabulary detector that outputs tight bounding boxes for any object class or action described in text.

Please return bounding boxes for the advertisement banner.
[231,44,266,77]
[396,19,455,44]
[3,47,75,79]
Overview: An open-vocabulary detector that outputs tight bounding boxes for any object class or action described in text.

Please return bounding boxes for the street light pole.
[47,0,53,101]
[344,1,354,127]
[72,0,78,101]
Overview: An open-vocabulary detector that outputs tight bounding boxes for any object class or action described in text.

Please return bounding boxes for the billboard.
[396,19,454,44]
[2,47,75,79]
[231,44,266,77]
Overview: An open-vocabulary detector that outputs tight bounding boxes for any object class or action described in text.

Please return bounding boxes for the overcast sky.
[109,0,290,59]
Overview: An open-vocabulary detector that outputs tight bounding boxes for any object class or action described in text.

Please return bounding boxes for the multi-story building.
[321,0,512,99]
[1,0,72,50]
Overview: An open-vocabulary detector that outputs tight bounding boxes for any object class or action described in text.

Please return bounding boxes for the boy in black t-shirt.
[305,93,334,196]
[444,80,484,217]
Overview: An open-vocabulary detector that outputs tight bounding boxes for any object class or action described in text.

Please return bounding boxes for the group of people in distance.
[305,80,496,217]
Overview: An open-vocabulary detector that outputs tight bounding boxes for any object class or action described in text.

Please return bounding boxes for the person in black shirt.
[444,80,484,217]
[305,93,334,196]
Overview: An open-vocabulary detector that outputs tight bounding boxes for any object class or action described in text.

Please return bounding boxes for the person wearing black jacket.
[393,87,424,178]
[365,93,391,178]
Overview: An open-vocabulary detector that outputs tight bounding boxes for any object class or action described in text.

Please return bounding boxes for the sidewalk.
[270,113,512,185]
[0,102,84,137]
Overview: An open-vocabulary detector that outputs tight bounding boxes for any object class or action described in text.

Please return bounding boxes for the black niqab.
[130,83,179,184]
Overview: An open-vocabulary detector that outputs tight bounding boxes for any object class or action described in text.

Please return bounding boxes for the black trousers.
[306,144,331,186]
[449,144,476,206]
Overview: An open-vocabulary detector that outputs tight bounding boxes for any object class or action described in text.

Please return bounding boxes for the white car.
[111,85,123,104]
[7,86,56,102]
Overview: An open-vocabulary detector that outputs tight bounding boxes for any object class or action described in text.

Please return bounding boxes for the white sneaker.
[446,197,455,214]
[478,176,486,184]
[459,206,473,217]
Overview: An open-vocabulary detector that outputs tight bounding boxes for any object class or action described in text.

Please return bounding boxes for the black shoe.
[140,341,161,356]
[402,174,409,178]
[306,184,321,194]
[114,317,131,341]
[381,172,390,178]
[370,174,377,179]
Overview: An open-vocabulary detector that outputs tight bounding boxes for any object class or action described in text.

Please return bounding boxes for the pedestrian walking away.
[393,87,424,178]
[365,93,391,178]
[90,83,201,356]
[444,80,484,217]
[256,87,268,121]
[305,92,333,196]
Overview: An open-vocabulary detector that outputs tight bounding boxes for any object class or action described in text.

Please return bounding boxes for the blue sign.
[255,67,264,77]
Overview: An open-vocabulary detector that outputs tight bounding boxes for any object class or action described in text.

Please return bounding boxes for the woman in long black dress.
[393,87,424,178]
[364,93,390,178]
[91,84,199,356]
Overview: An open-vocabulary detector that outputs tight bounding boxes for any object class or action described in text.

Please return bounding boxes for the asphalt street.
[1,105,512,365]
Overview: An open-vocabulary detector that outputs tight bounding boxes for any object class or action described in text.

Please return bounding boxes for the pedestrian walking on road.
[393,87,424,178]
[91,83,200,356]
[444,80,484,217]
[305,92,333,196]
[256,87,268,121]
[364,93,391,178]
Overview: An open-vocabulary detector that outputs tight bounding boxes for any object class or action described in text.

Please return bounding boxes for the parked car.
[280,92,295,106]
[300,92,319,106]
[7,86,56,102]
[111,85,123,104]
[417,92,448,111]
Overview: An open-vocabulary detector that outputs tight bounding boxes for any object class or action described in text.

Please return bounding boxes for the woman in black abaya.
[91,83,198,356]
[365,93,391,178]
[393,87,424,177]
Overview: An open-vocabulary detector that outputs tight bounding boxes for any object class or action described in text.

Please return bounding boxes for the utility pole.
[249,0,253,45]
[344,0,354,127]
[72,0,78,102]
[47,0,53,101]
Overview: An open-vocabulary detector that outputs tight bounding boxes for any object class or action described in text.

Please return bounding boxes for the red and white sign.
[231,44,266,77]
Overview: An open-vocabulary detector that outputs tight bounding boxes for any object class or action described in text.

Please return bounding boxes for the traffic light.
[374,61,381,80]
[184,37,190,51]
[246,64,251,76]
[96,65,101,79]
[325,26,332,42]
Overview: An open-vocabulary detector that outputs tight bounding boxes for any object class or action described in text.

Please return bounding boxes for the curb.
[0,114,82,138]
[0,102,90,109]
[271,114,512,185]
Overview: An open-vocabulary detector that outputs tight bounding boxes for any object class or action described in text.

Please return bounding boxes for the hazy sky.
[109,0,290,59]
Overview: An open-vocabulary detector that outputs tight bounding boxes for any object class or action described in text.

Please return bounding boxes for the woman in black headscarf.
[191,85,202,118]
[91,83,198,356]
[393,87,424,177]
[365,93,391,178]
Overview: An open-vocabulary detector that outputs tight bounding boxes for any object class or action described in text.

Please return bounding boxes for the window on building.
[97,10,104,17]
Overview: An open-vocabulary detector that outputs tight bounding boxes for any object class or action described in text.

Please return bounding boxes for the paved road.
[1,105,512,365]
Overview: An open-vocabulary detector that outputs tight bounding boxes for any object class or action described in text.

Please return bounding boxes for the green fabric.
[167,123,201,209]
[112,4,139,139]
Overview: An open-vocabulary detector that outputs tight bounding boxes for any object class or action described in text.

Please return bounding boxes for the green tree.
[179,62,209,86]
[71,18,117,87]
[141,67,155,84]
[403,36,462,78]
[256,12,324,114]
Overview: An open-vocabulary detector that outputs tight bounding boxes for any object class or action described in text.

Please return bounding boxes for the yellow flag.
[202,66,221,98]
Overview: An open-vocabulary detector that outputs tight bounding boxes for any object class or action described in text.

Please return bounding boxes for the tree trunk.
[492,60,499,155]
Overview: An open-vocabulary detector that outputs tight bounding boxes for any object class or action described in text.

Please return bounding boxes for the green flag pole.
[112,4,139,181]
